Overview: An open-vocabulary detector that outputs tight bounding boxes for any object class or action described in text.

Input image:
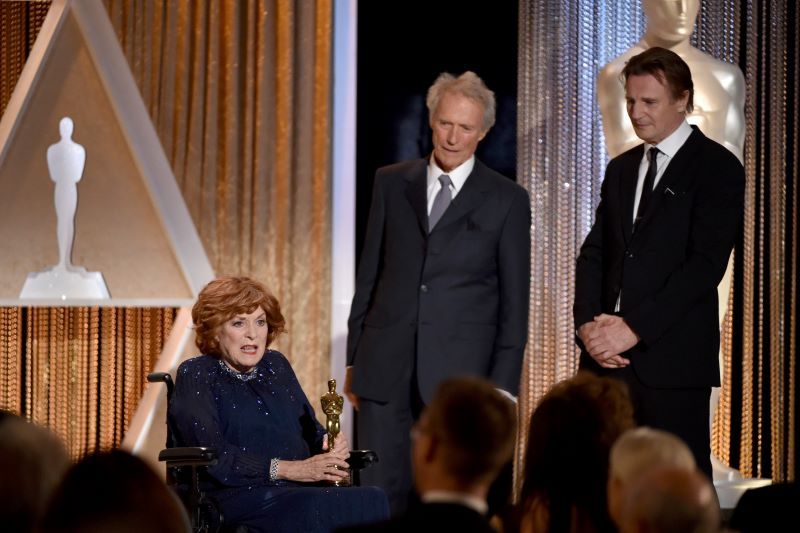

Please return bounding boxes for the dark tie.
[635,147,660,230]
[428,174,452,232]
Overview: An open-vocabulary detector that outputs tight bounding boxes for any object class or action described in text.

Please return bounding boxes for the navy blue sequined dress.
[169,351,389,533]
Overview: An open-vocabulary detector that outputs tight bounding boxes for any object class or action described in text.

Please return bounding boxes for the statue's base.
[326,466,351,487]
[712,456,772,510]
[20,268,110,300]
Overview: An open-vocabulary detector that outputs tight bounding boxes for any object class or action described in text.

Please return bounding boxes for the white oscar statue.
[597,0,762,495]
[20,117,110,300]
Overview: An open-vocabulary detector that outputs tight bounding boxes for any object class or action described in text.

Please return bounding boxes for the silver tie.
[428,174,452,232]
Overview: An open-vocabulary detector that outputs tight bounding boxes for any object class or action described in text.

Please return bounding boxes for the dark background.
[355,0,519,261]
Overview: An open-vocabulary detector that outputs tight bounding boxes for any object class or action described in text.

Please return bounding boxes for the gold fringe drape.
[102,0,333,402]
[0,306,175,459]
[0,0,332,454]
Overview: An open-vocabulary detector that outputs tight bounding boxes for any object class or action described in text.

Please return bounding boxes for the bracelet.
[269,458,279,481]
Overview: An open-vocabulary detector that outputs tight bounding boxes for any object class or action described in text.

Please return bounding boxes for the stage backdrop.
[0,0,333,456]
[518,0,797,482]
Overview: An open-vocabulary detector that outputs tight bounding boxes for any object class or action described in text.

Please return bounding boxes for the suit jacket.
[728,482,800,532]
[347,158,531,403]
[574,127,745,388]
[336,502,496,533]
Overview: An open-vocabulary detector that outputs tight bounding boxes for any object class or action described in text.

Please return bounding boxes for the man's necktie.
[428,174,452,232]
[634,147,660,231]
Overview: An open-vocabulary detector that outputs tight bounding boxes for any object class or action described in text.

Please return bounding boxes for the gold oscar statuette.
[320,378,349,486]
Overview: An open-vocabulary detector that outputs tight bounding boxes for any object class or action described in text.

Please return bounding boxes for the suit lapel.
[620,147,643,244]
[403,159,429,236]
[430,160,493,234]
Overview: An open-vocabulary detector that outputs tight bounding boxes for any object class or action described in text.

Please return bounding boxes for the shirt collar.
[421,490,488,515]
[428,155,475,192]
[647,120,693,159]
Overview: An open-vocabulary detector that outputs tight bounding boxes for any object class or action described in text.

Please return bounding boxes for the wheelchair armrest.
[147,372,175,397]
[347,449,378,471]
[158,446,218,467]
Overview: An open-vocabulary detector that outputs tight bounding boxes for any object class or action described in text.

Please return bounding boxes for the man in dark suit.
[574,47,745,479]
[345,71,531,514]
[338,377,517,533]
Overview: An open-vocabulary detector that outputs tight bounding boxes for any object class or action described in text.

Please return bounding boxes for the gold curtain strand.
[99,309,114,450]
[115,310,125,445]
[739,0,757,479]
[25,308,33,420]
[1,309,6,405]
[76,308,87,458]
[88,308,100,452]
[789,9,799,478]
[46,308,56,430]
[1,309,7,409]
[55,308,67,450]
[768,0,788,481]
[712,277,736,465]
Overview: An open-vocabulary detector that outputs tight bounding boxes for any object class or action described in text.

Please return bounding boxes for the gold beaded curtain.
[518,0,798,484]
[100,0,333,400]
[732,0,798,482]
[0,0,332,456]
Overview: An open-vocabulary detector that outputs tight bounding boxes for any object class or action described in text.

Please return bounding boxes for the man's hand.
[343,366,360,411]
[578,314,639,369]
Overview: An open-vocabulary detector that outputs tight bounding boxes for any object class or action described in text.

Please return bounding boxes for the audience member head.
[619,465,720,533]
[411,377,516,497]
[39,449,190,533]
[517,371,635,533]
[0,414,70,533]
[192,275,286,355]
[608,426,697,528]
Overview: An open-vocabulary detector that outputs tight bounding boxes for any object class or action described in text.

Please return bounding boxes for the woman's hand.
[322,433,350,458]
[276,450,350,483]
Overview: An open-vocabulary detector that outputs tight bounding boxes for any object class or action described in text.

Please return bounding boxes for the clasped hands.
[275,433,350,483]
[577,313,639,369]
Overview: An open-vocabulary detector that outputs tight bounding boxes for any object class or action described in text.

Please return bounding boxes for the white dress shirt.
[426,155,475,215]
[631,120,693,223]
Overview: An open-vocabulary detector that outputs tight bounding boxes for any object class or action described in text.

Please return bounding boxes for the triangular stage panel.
[0,0,213,306]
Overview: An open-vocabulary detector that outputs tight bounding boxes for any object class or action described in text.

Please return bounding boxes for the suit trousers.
[356,374,425,516]
[603,364,712,479]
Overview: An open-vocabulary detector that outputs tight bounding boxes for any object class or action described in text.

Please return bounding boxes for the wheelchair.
[147,372,379,533]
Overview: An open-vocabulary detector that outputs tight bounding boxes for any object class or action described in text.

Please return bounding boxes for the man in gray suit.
[345,71,530,514]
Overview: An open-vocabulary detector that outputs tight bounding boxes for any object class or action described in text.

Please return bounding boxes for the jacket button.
[420,284,429,293]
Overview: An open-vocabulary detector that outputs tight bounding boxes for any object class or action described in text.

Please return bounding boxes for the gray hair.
[610,427,696,484]
[426,71,496,132]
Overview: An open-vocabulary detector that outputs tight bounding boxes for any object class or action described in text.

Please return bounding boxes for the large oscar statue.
[598,0,745,161]
[321,378,348,486]
[597,0,745,485]
[20,117,110,300]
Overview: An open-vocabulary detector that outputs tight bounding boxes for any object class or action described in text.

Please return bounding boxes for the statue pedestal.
[715,477,772,511]
[20,268,110,300]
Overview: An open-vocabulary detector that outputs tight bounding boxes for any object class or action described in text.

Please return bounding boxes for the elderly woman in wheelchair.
[168,276,388,532]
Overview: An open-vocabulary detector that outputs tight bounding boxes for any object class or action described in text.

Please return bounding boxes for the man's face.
[643,0,700,42]
[625,73,688,145]
[430,92,487,172]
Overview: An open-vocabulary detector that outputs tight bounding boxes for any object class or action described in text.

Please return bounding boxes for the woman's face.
[216,307,269,373]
